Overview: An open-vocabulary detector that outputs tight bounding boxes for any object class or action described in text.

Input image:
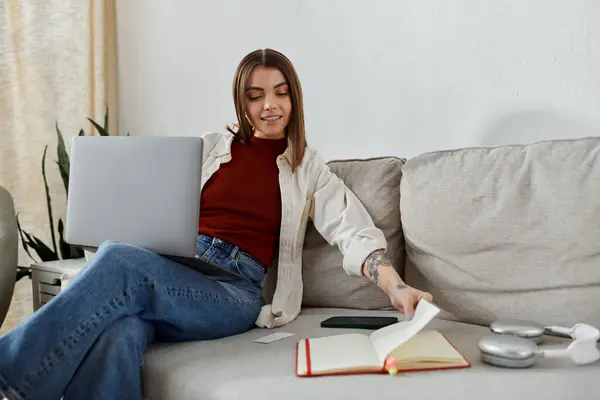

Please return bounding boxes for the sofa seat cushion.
[141,308,598,400]
[300,157,406,310]
[401,137,600,328]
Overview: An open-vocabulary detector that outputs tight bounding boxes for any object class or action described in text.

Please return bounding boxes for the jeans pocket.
[195,237,213,258]
[234,253,265,287]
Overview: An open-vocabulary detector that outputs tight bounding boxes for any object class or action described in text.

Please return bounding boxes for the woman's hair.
[227,48,307,172]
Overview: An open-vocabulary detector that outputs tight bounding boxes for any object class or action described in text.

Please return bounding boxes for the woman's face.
[244,66,292,139]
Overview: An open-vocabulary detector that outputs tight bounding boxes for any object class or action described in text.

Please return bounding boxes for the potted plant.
[15,108,114,280]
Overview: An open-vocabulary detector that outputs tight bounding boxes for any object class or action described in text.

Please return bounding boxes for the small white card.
[253,332,295,344]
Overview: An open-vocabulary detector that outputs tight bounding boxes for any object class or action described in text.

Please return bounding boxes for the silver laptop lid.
[65,136,203,258]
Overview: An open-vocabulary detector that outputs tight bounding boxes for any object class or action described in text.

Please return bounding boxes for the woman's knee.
[97,240,142,259]
[91,241,153,273]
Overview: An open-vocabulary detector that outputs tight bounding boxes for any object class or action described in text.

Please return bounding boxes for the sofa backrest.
[400,137,600,328]
[299,156,406,310]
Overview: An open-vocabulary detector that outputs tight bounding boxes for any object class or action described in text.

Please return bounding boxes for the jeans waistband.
[197,234,265,270]
[198,234,238,253]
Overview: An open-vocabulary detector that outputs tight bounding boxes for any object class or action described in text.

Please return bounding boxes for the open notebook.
[296,300,470,376]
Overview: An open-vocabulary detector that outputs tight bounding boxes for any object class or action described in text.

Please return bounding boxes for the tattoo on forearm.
[364,249,393,285]
[396,284,407,289]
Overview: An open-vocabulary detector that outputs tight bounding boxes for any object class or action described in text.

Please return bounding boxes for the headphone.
[478,319,600,368]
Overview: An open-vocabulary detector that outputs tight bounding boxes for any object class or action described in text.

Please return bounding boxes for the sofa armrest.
[0,186,18,328]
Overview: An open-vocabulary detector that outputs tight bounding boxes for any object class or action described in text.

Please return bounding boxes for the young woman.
[0,49,432,400]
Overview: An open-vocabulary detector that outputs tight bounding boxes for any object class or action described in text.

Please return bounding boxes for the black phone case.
[320,316,398,330]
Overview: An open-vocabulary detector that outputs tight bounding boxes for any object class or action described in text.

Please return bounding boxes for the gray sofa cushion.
[300,157,406,309]
[401,137,600,328]
[142,308,599,400]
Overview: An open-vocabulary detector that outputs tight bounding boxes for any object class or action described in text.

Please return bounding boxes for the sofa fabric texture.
[142,308,599,400]
[401,137,600,328]
[300,157,406,310]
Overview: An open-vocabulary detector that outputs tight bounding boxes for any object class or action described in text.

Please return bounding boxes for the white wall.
[116,0,600,161]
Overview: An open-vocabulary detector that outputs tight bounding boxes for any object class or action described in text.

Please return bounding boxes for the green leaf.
[58,218,84,260]
[55,160,69,194]
[56,122,70,195]
[58,218,69,259]
[20,228,58,262]
[16,214,38,263]
[42,145,58,255]
[78,128,84,136]
[103,105,109,134]
[88,117,108,136]
[30,234,59,261]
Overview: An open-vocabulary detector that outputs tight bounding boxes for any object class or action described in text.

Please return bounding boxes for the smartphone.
[320,316,398,330]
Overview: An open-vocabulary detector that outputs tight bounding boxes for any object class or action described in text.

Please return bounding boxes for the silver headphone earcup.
[489,319,545,344]
[478,335,537,368]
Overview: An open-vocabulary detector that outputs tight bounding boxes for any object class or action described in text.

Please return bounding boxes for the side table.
[30,258,88,311]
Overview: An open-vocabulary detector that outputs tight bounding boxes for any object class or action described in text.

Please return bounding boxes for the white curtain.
[0,0,119,265]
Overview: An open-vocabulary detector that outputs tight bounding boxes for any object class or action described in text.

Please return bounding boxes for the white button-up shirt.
[201,132,387,328]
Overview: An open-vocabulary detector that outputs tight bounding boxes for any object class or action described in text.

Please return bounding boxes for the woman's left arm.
[308,154,432,319]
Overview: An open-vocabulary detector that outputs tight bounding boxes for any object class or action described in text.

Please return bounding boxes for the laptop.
[65,136,204,258]
[65,135,251,282]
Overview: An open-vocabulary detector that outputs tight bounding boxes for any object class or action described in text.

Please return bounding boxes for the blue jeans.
[0,235,265,400]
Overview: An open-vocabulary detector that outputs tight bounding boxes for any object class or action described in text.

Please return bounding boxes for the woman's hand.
[386,283,433,321]
[362,249,433,320]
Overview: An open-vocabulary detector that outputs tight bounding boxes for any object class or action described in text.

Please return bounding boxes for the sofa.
[141,137,600,400]
[0,186,18,330]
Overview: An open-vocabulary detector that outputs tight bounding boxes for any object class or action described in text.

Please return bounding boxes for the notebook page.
[369,299,441,364]
[388,330,466,363]
[302,333,380,374]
